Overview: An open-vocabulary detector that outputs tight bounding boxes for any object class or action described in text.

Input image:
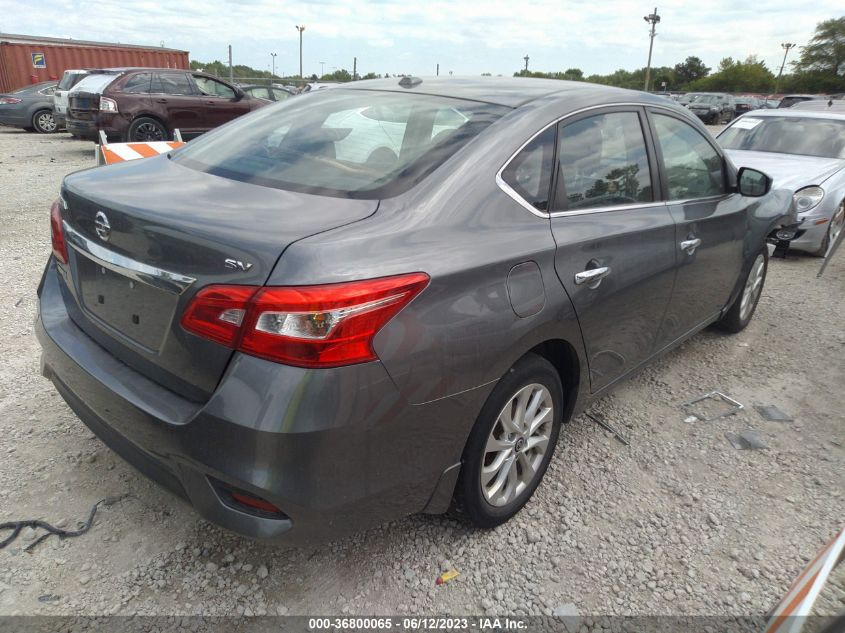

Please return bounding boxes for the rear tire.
[127,117,168,142]
[716,248,768,333]
[32,109,57,134]
[454,353,563,528]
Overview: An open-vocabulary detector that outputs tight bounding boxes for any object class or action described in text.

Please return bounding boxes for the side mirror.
[737,167,771,197]
[233,88,245,101]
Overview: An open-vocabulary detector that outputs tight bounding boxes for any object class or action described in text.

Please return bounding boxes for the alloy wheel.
[739,254,765,322]
[134,122,165,142]
[829,203,845,249]
[481,383,553,507]
[36,112,56,133]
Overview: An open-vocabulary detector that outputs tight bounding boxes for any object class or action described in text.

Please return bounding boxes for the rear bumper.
[36,259,475,544]
[66,113,127,141]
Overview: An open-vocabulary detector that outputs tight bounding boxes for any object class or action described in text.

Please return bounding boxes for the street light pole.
[295,25,306,78]
[270,52,277,79]
[775,42,795,94]
[643,8,660,92]
[523,55,530,73]
[320,61,325,77]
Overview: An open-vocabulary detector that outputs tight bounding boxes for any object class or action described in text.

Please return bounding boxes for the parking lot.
[0,125,843,618]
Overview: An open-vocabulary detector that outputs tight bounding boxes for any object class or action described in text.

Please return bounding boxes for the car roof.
[735,109,845,121]
[336,76,670,108]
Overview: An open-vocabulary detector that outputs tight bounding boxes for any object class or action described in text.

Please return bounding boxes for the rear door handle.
[680,238,702,255]
[574,266,610,287]
[155,98,168,103]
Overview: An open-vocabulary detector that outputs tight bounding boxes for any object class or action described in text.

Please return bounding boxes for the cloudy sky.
[0,0,842,79]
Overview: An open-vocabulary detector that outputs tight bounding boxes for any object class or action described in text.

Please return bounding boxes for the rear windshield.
[70,73,118,94]
[58,71,87,91]
[719,116,845,159]
[173,90,508,198]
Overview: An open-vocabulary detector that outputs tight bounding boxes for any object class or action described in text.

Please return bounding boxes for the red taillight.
[180,273,429,368]
[0,97,22,105]
[50,200,68,264]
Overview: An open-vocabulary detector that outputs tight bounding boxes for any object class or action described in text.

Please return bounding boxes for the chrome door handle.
[574,266,610,287]
[680,238,702,255]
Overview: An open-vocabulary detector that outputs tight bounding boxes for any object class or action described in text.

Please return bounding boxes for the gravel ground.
[0,126,843,619]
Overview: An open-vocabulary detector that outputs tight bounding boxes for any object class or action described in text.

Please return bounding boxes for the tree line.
[514,16,845,94]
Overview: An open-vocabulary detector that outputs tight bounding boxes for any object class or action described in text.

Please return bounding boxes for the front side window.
[554,111,653,211]
[153,73,194,96]
[122,73,152,94]
[173,90,507,198]
[653,113,726,199]
[194,76,236,99]
[500,127,554,211]
[245,86,270,100]
[271,88,292,101]
[39,85,57,96]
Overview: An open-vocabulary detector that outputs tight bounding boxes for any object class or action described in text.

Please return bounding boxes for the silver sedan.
[717,110,845,256]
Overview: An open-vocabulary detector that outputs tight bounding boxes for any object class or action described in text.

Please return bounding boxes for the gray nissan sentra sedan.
[37,77,790,544]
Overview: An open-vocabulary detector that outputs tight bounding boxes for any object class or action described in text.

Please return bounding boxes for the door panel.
[552,208,677,391]
[550,109,677,392]
[660,196,747,342]
[193,75,251,129]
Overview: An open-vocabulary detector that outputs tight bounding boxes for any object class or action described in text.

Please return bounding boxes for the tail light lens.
[50,199,68,264]
[0,97,22,105]
[99,97,118,112]
[181,273,429,368]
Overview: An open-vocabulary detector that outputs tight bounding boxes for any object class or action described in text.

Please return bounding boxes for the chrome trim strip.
[63,221,196,295]
[495,101,724,219]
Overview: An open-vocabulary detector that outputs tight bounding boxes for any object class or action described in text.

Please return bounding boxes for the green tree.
[793,16,845,77]
[688,56,774,92]
[673,56,710,86]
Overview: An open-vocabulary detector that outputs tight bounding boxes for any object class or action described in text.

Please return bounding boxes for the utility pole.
[523,55,530,73]
[643,8,660,92]
[295,25,306,78]
[353,57,357,80]
[228,45,233,83]
[270,52,277,79]
[775,42,795,94]
[436,63,439,76]
[320,61,325,77]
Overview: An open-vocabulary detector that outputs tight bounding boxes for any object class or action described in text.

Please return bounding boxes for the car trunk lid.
[59,155,377,401]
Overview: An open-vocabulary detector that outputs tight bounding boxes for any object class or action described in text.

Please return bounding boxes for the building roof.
[0,32,188,54]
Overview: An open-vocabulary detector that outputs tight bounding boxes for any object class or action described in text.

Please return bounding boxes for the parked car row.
[0,67,284,141]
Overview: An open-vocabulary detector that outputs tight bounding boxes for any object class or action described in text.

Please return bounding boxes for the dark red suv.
[66,69,269,142]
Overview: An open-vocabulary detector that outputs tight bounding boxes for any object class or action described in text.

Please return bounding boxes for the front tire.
[455,353,563,528]
[812,201,844,257]
[32,109,57,134]
[717,248,768,333]
[127,117,168,142]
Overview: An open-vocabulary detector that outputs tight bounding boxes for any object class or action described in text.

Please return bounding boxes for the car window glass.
[554,111,653,211]
[122,73,152,94]
[271,88,291,101]
[69,74,117,94]
[500,127,555,211]
[653,114,726,199]
[153,73,194,96]
[38,85,57,95]
[194,76,236,99]
[245,87,270,99]
[173,91,507,198]
[718,116,845,159]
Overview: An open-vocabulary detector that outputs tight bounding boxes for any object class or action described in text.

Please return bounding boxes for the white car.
[53,69,89,129]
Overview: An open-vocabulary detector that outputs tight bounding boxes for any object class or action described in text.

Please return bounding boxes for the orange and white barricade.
[96,129,185,166]
[764,526,845,633]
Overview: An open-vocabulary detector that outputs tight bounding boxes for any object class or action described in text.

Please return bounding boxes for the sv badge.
[224,258,254,272]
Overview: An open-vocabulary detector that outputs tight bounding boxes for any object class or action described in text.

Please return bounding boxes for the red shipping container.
[0,33,189,93]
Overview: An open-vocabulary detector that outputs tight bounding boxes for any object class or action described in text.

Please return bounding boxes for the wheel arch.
[127,114,170,139]
[526,338,581,425]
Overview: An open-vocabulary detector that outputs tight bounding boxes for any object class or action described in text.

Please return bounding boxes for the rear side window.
[153,73,194,96]
[173,90,507,199]
[554,111,653,211]
[500,127,555,211]
[652,114,726,199]
[122,73,152,94]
